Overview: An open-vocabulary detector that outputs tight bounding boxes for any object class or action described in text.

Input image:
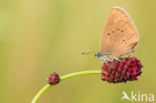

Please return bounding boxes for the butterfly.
[95,7,139,61]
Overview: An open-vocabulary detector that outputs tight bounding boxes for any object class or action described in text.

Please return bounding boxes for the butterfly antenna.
[82,51,96,55]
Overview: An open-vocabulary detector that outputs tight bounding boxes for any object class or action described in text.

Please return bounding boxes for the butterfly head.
[95,52,102,58]
[95,52,117,61]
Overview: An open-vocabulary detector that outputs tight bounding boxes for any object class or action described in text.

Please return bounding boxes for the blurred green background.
[0,0,156,103]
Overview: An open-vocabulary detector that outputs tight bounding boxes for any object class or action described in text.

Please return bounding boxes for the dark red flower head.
[48,72,60,85]
[101,57,143,83]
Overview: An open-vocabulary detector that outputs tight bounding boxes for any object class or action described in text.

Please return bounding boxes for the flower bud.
[48,72,60,85]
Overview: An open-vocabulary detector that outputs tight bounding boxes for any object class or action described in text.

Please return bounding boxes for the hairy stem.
[31,70,101,103]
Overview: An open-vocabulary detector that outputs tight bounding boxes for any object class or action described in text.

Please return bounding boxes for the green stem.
[31,70,101,103]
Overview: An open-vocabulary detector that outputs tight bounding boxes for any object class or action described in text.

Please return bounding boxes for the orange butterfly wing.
[100,7,139,58]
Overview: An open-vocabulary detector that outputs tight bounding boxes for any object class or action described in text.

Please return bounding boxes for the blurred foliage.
[0,0,156,103]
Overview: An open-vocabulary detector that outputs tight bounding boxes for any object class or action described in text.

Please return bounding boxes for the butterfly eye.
[95,53,100,58]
